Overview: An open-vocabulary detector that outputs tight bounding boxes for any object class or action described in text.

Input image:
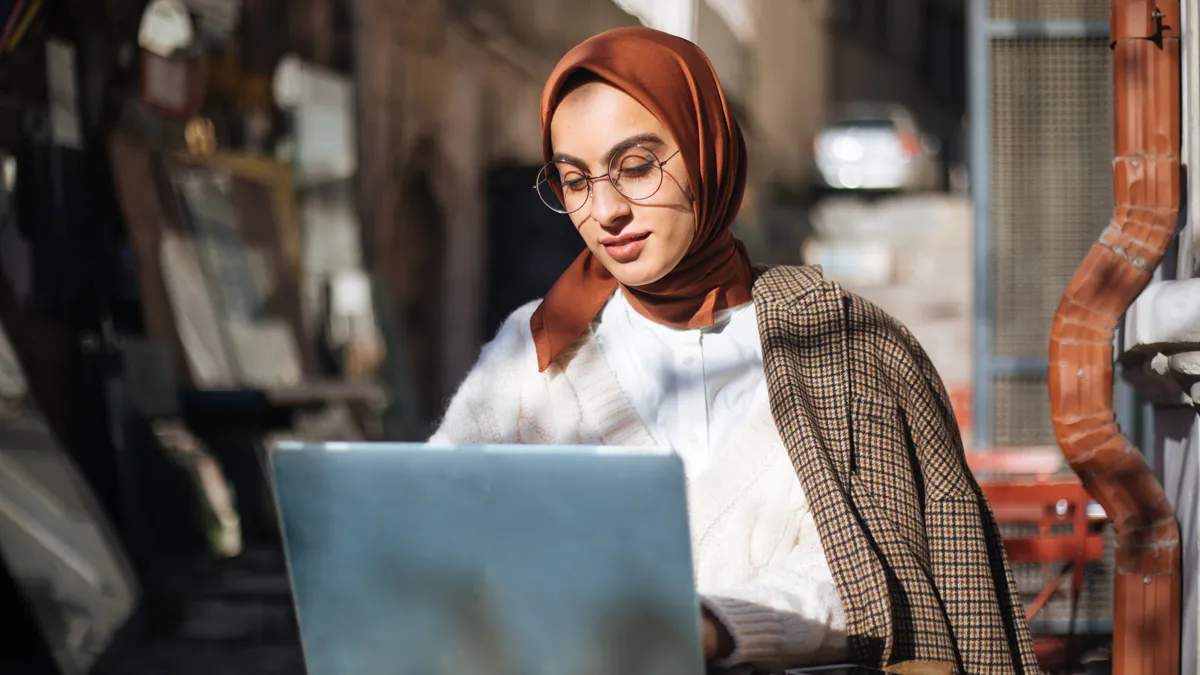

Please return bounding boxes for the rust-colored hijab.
[530,26,752,371]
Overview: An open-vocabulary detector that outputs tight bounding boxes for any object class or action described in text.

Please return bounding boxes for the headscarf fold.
[530,26,752,371]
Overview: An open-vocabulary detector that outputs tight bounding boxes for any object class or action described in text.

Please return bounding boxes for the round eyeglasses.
[534,146,681,215]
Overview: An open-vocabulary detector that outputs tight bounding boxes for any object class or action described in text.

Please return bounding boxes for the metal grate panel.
[1005,526,1115,628]
[993,377,1056,448]
[988,0,1110,22]
[990,38,1113,361]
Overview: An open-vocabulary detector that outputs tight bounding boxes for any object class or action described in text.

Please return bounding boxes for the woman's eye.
[562,177,588,192]
[619,162,654,178]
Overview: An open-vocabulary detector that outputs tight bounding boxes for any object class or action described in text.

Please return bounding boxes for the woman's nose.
[589,178,632,227]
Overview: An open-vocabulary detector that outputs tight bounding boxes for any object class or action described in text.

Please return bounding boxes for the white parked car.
[811,102,943,193]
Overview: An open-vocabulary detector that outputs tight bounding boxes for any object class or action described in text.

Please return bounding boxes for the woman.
[432,27,1039,674]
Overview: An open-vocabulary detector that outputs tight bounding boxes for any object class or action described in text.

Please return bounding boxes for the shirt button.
[688,432,700,443]
[683,356,696,367]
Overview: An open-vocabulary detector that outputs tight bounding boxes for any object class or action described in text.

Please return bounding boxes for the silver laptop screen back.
[270,442,704,675]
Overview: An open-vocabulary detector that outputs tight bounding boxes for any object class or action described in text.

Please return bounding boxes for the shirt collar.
[605,289,753,341]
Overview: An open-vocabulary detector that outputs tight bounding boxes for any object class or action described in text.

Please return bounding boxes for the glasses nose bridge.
[587,169,630,215]
[586,169,622,199]
[585,173,611,186]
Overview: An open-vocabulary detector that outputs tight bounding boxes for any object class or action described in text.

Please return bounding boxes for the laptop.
[269,441,706,675]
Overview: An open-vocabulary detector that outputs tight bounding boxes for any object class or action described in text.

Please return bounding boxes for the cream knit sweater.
[430,301,847,672]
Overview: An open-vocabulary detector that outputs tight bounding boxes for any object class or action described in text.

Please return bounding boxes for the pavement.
[93,547,306,675]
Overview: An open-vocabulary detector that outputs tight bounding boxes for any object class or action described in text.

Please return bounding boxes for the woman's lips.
[602,232,650,263]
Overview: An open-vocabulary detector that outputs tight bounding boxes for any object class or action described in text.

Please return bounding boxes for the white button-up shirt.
[593,289,764,478]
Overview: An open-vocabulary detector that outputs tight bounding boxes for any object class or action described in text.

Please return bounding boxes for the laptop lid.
[269,442,705,675]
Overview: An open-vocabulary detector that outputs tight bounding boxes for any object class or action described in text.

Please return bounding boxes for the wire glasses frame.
[534,146,681,215]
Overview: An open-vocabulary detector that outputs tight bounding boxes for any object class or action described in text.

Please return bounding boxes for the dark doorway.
[484,165,583,338]
[389,170,446,425]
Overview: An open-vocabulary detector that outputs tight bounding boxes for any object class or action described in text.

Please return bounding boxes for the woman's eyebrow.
[551,150,588,167]
[604,133,666,165]
[551,133,668,170]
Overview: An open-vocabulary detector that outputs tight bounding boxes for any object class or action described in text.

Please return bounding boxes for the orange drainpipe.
[1047,1,1181,673]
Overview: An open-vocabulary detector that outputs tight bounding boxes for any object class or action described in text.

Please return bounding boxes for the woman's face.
[549,81,696,287]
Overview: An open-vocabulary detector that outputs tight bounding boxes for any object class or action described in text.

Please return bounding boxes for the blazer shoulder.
[751,263,835,309]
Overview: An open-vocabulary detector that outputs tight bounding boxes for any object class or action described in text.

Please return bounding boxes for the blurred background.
[0,0,1196,674]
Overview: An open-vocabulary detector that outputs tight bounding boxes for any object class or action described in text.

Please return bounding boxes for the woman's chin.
[593,244,675,287]
[610,264,671,288]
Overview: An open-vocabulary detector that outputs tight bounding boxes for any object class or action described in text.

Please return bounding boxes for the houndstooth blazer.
[754,265,1041,674]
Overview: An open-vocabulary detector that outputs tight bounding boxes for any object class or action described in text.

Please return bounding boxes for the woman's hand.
[701,608,734,661]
